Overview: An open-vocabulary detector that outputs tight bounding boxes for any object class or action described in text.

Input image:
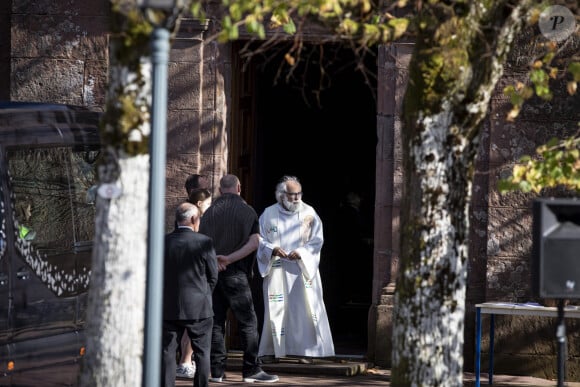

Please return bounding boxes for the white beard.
[282,197,302,212]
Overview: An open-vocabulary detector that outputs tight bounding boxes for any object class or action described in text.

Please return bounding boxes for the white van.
[0,102,102,386]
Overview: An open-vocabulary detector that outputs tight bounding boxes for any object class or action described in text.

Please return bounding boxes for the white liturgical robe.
[257,202,335,358]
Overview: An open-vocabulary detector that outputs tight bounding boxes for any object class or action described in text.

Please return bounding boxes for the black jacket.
[163,227,218,320]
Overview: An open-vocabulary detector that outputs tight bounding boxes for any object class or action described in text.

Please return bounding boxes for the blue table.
[474,302,580,386]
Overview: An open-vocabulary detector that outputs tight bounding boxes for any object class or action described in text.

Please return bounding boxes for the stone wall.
[480,31,580,379]
[0,0,11,100]
[7,1,108,108]
[164,17,229,231]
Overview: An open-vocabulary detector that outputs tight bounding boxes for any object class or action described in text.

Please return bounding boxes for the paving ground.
[176,369,580,386]
[174,352,580,386]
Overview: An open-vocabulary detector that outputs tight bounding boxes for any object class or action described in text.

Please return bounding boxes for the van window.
[7,146,100,298]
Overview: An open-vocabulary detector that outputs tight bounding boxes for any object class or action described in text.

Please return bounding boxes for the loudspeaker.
[532,198,580,299]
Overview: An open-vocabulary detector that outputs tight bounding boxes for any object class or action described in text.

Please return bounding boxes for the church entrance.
[229,41,377,355]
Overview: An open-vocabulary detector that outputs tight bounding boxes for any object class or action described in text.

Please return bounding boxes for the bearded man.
[256,175,335,364]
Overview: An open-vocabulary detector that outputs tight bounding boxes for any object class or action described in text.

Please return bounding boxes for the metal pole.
[556,299,566,387]
[144,26,170,387]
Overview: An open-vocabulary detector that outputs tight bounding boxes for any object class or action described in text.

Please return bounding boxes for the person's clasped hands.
[272,247,301,261]
[216,255,229,271]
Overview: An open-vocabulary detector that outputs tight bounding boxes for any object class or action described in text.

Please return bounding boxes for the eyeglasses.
[284,191,302,198]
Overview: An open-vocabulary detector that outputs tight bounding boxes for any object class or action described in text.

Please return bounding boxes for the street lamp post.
[137,1,183,386]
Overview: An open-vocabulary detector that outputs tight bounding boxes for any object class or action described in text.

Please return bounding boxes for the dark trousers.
[211,273,261,378]
[162,317,213,387]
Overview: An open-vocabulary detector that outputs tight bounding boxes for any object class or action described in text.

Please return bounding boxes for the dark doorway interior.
[234,42,377,355]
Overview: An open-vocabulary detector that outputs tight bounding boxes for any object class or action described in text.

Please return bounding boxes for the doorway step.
[225,350,370,376]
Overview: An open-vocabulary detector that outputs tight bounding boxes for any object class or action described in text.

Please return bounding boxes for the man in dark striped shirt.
[199,174,278,384]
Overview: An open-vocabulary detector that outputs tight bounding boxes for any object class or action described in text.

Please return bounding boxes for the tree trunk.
[391,1,532,385]
[80,1,152,385]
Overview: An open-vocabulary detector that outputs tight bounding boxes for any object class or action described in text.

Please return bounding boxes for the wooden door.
[229,43,257,206]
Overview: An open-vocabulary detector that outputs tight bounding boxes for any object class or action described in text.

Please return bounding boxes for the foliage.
[503,39,579,121]
[499,37,579,194]
[190,0,411,46]
[189,0,578,107]
[498,124,580,194]
[498,1,579,196]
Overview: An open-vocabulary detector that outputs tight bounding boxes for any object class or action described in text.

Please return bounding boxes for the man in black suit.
[162,202,218,387]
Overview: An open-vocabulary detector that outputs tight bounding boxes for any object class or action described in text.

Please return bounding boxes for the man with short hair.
[162,202,218,387]
[199,174,278,383]
[177,173,212,379]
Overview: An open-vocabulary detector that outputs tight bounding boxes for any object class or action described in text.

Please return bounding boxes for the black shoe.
[243,370,279,383]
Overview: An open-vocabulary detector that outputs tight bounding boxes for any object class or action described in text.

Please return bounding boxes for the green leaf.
[387,18,410,40]
[530,68,547,84]
[546,137,559,148]
[362,24,381,42]
[339,19,359,35]
[229,3,242,21]
[229,25,239,40]
[519,180,532,192]
[256,23,265,39]
[283,19,296,35]
[246,18,259,33]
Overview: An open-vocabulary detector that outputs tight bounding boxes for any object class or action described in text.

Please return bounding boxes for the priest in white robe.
[257,175,335,361]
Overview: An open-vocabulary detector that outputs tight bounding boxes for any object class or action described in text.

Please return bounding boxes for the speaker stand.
[556,299,567,387]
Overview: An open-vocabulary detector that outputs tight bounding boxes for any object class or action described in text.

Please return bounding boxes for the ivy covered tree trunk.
[80,1,152,385]
[391,1,532,385]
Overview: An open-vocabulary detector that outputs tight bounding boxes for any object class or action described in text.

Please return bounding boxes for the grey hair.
[175,202,199,224]
[275,175,300,203]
